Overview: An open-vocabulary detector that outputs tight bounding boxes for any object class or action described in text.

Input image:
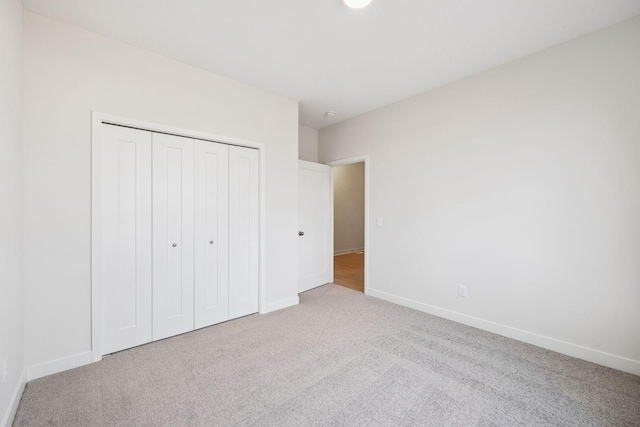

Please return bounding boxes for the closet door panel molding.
[229,146,259,319]
[101,124,153,354]
[194,141,229,329]
[152,133,195,340]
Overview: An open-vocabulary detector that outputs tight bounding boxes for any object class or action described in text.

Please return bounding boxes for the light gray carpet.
[14,284,640,426]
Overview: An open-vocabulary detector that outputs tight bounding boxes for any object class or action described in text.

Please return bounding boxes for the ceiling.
[22,0,640,129]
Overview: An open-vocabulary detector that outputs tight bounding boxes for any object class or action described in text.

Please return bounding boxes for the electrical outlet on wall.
[458,285,468,298]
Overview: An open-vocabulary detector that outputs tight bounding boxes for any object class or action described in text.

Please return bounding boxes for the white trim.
[91,114,103,362]
[1,368,27,427]
[327,155,370,295]
[329,164,335,284]
[258,139,267,317]
[368,288,640,376]
[260,296,300,314]
[334,247,365,256]
[91,112,267,361]
[26,351,93,381]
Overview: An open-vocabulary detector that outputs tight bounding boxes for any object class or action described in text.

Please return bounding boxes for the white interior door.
[298,160,332,293]
[152,133,195,340]
[102,124,153,354]
[194,140,229,329]
[228,146,259,319]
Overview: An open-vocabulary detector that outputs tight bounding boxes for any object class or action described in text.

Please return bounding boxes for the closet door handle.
[209,240,214,244]
[299,231,304,236]
[172,243,177,247]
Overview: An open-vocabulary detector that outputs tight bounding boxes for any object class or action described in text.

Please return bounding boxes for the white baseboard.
[260,296,299,314]
[27,351,93,381]
[1,368,27,427]
[368,288,640,376]
[334,247,364,256]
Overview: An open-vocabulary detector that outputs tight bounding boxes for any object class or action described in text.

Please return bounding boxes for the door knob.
[172,243,177,247]
[209,240,214,244]
[299,231,304,236]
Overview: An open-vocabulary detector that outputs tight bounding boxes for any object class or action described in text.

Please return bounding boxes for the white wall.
[298,125,318,162]
[319,16,640,374]
[0,1,25,425]
[333,163,365,254]
[23,12,299,370]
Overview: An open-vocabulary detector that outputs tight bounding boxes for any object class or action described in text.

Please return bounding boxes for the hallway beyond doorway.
[333,253,364,293]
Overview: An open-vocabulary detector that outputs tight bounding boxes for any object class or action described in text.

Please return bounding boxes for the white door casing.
[194,140,230,329]
[298,160,332,293]
[152,133,195,340]
[102,124,153,354]
[229,146,259,318]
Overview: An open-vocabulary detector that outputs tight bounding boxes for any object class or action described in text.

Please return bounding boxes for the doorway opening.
[331,160,366,293]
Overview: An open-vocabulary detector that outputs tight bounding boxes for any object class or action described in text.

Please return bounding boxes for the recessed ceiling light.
[325,111,336,118]
[344,0,372,9]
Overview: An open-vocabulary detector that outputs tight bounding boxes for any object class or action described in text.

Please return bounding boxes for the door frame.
[91,111,267,362]
[327,155,370,295]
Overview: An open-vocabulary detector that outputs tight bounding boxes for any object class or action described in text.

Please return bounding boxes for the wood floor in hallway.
[333,252,364,293]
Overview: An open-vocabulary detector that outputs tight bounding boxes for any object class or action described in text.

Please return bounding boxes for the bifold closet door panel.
[152,133,195,340]
[102,125,153,354]
[194,141,229,329]
[229,146,259,319]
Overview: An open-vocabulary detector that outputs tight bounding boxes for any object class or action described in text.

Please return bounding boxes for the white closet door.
[102,124,153,354]
[229,146,259,319]
[194,141,229,329]
[152,133,195,340]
